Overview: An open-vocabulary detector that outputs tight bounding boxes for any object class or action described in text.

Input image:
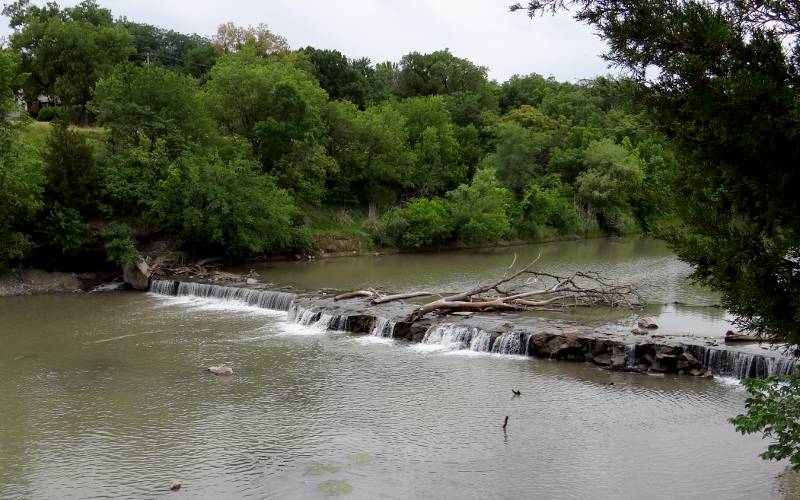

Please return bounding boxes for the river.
[0,238,791,499]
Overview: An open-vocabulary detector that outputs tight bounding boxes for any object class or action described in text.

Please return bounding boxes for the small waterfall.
[422,324,494,352]
[625,345,638,369]
[150,279,295,311]
[491,332,525,355]
[371,317,396,337]
[150,279,178,296]
[287,303,346,331]
[684,344,797,380]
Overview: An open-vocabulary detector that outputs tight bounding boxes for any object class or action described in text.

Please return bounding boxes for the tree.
[212,22,288,57]
[513,0,800,467]
[301,46,370,108]
[325,100,414,205]
[393,95,465,196]
[447,168,512,245]
[204,53,336,201]
[378,198,453,249]
[3,0,134,124]
[396,49,489,98]
[43,120,102,215]
[576,138,643,233]
[514,0,800,343]
[91,62,215,156]
[148,149,298,257]
[119,20,218,78]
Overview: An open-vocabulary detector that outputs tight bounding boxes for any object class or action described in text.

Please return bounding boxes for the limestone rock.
[123,258,150,290]
[637,316,659,329]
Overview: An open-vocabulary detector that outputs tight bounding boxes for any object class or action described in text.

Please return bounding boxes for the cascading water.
[150,279,296,311]
[683,344,797,379]
[422,324,495,352]
[625,345,638,369]
[370,317,396,337]
[491,332,529,355]
[287,303,347,331]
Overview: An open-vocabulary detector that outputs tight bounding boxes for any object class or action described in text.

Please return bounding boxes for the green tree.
[326,100,414,205]
[576,139,643,233]
[148,150,297,257]
[378,198,452,249]
[515,0,800,467]
[3,0,134,124]
[396,49,489,98]
[119,20,217,77]
[301,46,370,108]
[43,120,102,215]
[0,130,44,269]
[730,374,800,470]
[212,22,288,57]
[393,95,464,196]
[204,53,335,201]
[447,168,511,245]
[91,62,215,156]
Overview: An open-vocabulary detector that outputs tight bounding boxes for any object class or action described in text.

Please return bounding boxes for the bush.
[517,176,581,237]
[35,203,90,258]
[0,128,44,269]
[101,223,140,265]
[378,198,452,249]
[148,150,298,257]
[447,168,511,245]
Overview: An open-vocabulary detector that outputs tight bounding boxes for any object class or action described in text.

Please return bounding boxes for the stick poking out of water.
[502,416,509,432]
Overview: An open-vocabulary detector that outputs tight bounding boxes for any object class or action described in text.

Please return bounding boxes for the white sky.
[0,0,613,83]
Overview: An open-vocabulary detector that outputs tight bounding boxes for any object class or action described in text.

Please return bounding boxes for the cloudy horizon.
[0,0,614,83]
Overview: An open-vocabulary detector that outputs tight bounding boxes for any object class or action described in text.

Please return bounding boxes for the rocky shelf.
[150,279,798,381]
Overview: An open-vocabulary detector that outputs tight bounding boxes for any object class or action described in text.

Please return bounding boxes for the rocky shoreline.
[151,279,798,381]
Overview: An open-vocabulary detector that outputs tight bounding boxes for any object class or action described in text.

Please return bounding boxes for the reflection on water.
[0,290,786,499]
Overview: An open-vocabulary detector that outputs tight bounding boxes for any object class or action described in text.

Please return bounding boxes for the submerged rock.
[207,365,233,376]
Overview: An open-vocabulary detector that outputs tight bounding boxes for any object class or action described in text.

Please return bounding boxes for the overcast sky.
[0,0,613,83]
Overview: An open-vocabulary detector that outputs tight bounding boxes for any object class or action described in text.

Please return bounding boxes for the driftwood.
[148,256,258,283]
[335,255,639,323]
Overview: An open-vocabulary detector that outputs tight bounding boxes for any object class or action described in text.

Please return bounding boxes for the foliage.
[730,374,800,470]
[212,22,288,56]
[326,100,413,205]
[576,138,643,233]
[447,168,511,245]
[515,0,800,348]
[396,49,489,98]
[204,54,331,180]
[302,46,370,108]
[91,62,215,156]
[393,95,464,196]
[35,202,90,257]
[43,120,102,214]
[148,150,298,257]
[0,128,44,269]
[101,222,139,265]
[3,0,134,123]
[119,20,217,77]
[378,198,452,249]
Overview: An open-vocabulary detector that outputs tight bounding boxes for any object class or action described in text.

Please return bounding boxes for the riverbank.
[0,268,102,296]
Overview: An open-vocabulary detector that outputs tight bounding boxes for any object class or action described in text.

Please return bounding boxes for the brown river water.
[0,238,792,499]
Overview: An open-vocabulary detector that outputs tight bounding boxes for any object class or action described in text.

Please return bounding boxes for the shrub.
[101,223,140,265]
[378,198,453,249]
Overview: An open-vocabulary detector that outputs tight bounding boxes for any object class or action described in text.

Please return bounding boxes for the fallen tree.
[334,255,640,322]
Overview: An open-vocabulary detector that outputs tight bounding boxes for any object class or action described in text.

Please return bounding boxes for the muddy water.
[0,283,788,499]
[248,238,731,338]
